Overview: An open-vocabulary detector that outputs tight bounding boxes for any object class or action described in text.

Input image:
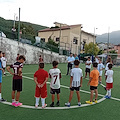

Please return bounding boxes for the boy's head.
[39,62,44,69]
[70,53,73,57]
[52,61,58,68]
[18,55,26,63]
[0,51,3,58]
[17,53,19,56]
[88,57,90,61]
[74,60,80,66]
[93,62,98,68]
[2,53,5,57]
[108,64,112,69]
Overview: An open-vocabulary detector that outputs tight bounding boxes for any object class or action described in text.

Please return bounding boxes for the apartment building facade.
[38,22,95,54]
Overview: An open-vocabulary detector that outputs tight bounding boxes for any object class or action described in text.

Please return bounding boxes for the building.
[38,22,95,54]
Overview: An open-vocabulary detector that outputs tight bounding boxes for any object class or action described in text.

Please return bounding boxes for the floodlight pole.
[80,26,83,54]
[107,27,110,54]
[18,8,20,43]
[59,24,61,55]
[93,27,97,56]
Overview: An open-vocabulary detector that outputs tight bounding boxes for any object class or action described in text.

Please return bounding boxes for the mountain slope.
[96,30,120,45]
[0,17,48,43]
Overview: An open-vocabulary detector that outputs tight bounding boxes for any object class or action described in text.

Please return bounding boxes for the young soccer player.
[84,57,92,78]
[104,64,113,99]
[86,62,99,104]
[1,53,7,75]
[34,62,48,108]
[65,60,83,107]
[49,61,61,107]
[0,51,6,102]
[97,59,105,84]
[7,55,26,107]
[105,57,112,74]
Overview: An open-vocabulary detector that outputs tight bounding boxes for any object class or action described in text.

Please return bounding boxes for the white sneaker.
[65,102,70,107]
[42,104,47,109]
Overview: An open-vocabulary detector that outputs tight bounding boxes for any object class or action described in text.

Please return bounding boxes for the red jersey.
[34,69,48,84]
[34,69,48,98]
[10,62,23,79]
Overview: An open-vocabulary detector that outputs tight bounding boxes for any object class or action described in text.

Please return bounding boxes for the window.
[41,38,45,42]
[56,37,60,42]
[73,37,78,44]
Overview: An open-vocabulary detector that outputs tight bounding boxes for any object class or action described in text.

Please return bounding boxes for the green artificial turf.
[0,63,120,120]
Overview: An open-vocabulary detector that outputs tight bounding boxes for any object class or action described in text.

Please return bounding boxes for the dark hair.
[74,60,80,66]
[39,55,41,57]
[93,62,98,67]
[52,61,58,67]
[39,62,44,68]
[107,57,112,63]
[2,52,5,54]
[108,64,112,69]
[88,57,90,59]
[0,51,2,54]
[19,55,26,61]
[17,53,20,56]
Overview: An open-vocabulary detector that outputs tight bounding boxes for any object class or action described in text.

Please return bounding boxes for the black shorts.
[90,86,97,90]
[2,67,5,69]
[70,86,80,91]
[50,88,60,94]
[85,68,90,73]
[12,79,22,92]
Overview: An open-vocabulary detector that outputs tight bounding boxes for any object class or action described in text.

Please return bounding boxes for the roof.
[81,30,95,37]
[38,24,81,32]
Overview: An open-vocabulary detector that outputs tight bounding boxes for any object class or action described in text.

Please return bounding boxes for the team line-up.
[0,52,113,108]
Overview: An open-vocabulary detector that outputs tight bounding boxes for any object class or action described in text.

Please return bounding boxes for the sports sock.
[16,101,19,104]
[0,93,1,99]
[35,98,40,106]
[12,99,15,102]
[41,98,45,107]
[106,90,108,95]
[108,89,111,96]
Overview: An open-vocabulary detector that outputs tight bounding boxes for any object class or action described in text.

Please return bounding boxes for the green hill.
[0,17,48,43]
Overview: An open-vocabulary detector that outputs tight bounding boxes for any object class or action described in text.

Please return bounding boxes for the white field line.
[22,73,67,75]
[2,75,120,110]
[2,97,106,110]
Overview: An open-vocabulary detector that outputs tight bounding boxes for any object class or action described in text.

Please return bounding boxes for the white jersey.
[86,60,92,69]
[95,58,99,63]
[49,68,61,89]
[1,57,7,68]
[105,63,110,71]
[97,63,105,72]
[71,68,83,87]
[105,70,113,83]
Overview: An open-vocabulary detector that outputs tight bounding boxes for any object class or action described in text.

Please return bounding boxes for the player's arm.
[7,66,14,75]
[18,68,22,76]
[87,77,92,86]
[41,77,48,88]
[70,76,73,88]
[34,77,41,88]
[80,77,83,87]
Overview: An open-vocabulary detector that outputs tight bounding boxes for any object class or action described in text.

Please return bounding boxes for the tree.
[98,50,104,55]
[85,42,99,56]
[109,50,117,62]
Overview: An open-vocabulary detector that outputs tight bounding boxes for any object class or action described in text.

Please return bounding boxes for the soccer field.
[0,63,120,120]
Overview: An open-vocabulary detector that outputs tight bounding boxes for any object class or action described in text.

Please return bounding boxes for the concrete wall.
[0,37,67,64]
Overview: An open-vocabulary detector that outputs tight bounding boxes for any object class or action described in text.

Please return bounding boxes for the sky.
[0,0,120,35]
